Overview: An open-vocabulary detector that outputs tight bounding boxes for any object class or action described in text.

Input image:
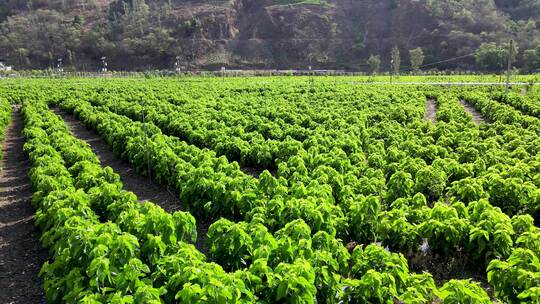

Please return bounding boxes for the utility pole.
[390,59,394,84]
[505,39,514,95]
[498,47,504,84]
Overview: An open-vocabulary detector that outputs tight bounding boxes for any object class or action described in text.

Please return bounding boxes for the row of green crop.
[447,90,540,302]
[72,83,540,233]
[55,87,540,302]
[59,97,348,235]
[453,90,540,218]
[19,81,539,224]
[57,92,515,262]
[463,91,540,132]
[492,90,540,118]
[71,82,425,168]
[70,82,540,219]
[51,91,512,303]
[0,98,12,159]
[7,78,540,302]
[22,100,261,303]
[56,97,356,298]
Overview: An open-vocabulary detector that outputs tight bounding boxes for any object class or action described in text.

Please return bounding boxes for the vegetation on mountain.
[0,0,538,71]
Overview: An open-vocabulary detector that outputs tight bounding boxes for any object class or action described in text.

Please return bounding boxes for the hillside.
[0,0,539,71]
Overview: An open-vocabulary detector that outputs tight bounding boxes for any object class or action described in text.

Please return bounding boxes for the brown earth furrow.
[0,108,47,304]
[424,99,437,123]
[52,108,210,254]
[460,100,486,125]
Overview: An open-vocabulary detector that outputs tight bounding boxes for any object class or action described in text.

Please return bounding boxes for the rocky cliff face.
[153,0,449,69]
[0,0,538,70]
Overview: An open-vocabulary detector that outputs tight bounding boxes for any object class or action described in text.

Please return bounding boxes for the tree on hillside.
[409,47,424,72]
[523,44,540,72]
[475,42,518,72]
[391,46,400,75]
[367,54,381,74]
[0,9,82,68]
[132,0,149,13]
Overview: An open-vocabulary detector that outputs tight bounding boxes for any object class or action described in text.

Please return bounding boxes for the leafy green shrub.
[436,279,491,304]
[418,203,469,254]
[488,248,540,303]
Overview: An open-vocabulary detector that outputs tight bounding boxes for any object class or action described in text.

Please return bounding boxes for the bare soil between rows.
[53,108,210,253]
[460,100,486,124]
[241,165,276,178]
[424,99,437,123]
[0,108,48,304]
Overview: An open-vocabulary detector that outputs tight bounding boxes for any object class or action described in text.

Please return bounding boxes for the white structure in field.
[0,61,12,71]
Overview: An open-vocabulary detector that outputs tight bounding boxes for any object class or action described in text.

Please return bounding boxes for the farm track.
[0,108,47,304]
[52,108,210,253]
[424,99,437,123]
[459,100,486,124]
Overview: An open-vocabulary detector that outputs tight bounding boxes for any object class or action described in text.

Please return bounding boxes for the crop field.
[0,76,539,303]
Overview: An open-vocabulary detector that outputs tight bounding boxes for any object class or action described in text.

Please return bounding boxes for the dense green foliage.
[0,98,12,159]
[3,76,540,302]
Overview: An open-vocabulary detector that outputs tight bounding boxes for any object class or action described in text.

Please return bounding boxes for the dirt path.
[0,108,47,304]
[424,99,437,123]
[459,100,486,125]
[241,165,276,178]
[53,108,209,253]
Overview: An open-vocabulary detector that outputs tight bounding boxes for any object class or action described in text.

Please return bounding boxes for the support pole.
[505,39,514,95]
[390,59,394,84]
